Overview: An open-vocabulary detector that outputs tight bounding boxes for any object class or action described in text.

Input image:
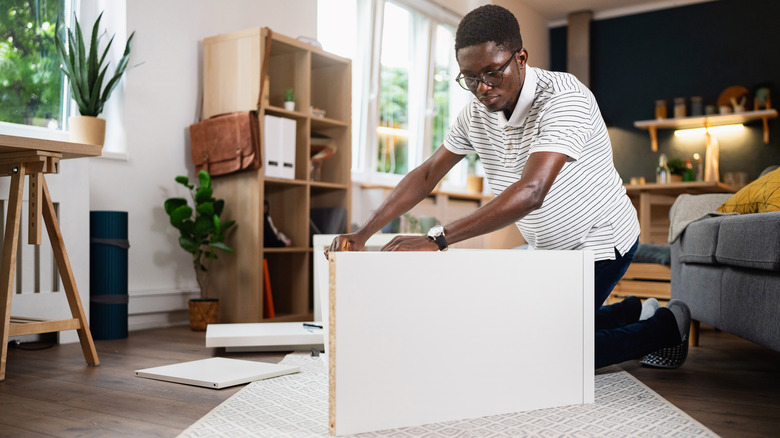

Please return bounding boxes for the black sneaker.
[639,300,691,369]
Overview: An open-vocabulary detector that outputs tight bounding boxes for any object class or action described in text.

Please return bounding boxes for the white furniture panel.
[329,249,594,436]
[312,233,401,323]
[205,322,323,352]
[135,357,299,389]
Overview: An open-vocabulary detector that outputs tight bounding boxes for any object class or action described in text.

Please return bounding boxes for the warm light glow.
[376,126,409,137]
[674,124,745,138]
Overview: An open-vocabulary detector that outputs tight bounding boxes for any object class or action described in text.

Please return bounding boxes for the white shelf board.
[205,322,324,352]
[135,357,299,389]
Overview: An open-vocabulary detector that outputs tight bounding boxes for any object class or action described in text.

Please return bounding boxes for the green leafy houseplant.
[667,156,687,176]
[55,12,134,117]
[164,170,236,299]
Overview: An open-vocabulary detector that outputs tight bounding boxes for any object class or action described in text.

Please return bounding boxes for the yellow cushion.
[717,167,780,214]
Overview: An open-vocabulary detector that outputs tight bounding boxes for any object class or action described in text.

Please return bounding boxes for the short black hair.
[455,5,523,54]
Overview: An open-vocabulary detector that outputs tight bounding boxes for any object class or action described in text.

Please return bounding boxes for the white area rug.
[178,353,719,437]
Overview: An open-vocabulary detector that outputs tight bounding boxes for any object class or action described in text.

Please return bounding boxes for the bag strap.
[258,28,273,108]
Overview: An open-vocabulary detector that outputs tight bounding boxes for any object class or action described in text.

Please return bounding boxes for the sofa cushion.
[715,210,780,271]
[717,167,780,214]
[634,243,671,265]
[677,215,723,264]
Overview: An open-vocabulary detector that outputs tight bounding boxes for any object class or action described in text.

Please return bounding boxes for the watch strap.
[430,233,448,251]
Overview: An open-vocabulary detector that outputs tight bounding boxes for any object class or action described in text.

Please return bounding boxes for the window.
[377,2,412,175]
[430,23,472,186]
[319,0,471,187]
[431,25,454,154]
[0,0,71,132]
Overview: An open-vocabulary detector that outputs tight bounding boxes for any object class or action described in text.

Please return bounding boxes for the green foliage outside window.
[377,63,453,176]
[431,64,450,153]
[0,0,66,127]
[378,66,409,175]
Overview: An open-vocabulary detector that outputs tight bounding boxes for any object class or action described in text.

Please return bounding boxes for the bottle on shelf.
[690,96,703,116]
[654,99,667,120]
[693,153,703,181]
[656,153,671,184]
[673,97,686,118]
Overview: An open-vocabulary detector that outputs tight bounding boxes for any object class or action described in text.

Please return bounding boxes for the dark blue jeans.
[594,239,679,368]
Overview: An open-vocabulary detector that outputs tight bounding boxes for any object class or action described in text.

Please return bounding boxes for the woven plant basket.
[189,298,219,331]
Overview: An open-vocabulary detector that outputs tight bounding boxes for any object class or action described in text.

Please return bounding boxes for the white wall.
[494,0,550,69]
[432,0,550,69]
[88,0,317,330]
[432,0,490,15]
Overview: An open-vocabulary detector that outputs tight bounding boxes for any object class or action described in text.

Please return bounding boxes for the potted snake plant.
[55,11,135,146]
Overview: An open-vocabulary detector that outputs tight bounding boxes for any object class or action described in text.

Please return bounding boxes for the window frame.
[0,0,130,161]
[0,0,74,141]
[350,0,469,187]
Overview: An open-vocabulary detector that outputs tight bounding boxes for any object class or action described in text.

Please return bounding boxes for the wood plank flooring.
[621,325,780,438]
[1,324,778,437]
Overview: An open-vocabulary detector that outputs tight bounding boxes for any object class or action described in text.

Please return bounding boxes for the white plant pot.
[284,101,296,111]
[69,115,106,146]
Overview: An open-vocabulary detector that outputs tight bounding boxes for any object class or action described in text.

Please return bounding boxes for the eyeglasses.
[455,50,519,92]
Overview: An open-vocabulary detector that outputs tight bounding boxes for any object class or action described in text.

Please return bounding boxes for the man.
[328,5,689,369]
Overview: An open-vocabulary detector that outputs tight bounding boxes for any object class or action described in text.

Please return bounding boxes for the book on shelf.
[263,258,275,319]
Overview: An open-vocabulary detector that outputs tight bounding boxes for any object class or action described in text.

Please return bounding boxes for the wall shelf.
[634,109,778,151]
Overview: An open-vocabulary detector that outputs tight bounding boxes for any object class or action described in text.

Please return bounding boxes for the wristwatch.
[427,225,448,251]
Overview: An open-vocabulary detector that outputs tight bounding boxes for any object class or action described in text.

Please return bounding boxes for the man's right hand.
[324,233,365,260]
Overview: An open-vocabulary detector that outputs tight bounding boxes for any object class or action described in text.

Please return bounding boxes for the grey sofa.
[671,207,780,352]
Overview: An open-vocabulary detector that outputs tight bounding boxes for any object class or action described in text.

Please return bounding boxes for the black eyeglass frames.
[455,49,520,92]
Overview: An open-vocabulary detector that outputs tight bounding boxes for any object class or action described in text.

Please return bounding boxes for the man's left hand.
[382,235,439,251]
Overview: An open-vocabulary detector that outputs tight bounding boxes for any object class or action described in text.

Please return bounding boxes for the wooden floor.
[1,325,778,437]
[621,325,780,438]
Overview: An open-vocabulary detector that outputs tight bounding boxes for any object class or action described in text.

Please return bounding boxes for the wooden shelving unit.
[201,28,351,322]
[634,109,777,151]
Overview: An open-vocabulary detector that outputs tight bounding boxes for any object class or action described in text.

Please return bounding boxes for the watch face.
[428,225,444,237]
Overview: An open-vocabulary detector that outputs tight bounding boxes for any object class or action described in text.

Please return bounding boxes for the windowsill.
[351,170,491,200]
[95,150,129,161]
[0,121,70,142]
[350,170,404,187]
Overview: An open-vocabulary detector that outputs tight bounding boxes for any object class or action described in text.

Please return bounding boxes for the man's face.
[456,42,526,114]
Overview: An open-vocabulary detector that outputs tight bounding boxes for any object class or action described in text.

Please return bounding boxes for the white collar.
[497,66,537,128]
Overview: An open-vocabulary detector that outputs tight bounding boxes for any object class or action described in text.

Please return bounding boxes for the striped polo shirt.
[443,66,639,261]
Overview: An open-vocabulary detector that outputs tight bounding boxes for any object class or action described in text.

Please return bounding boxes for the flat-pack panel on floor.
[135,357,299,389]
[329,250,594,436]
[205,322,324,352]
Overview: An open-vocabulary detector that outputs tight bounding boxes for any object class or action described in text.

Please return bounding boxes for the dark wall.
[550,0,780,182]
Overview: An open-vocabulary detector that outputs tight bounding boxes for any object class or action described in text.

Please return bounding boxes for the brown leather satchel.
[189,28,273,177]
[189,111,261,176]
